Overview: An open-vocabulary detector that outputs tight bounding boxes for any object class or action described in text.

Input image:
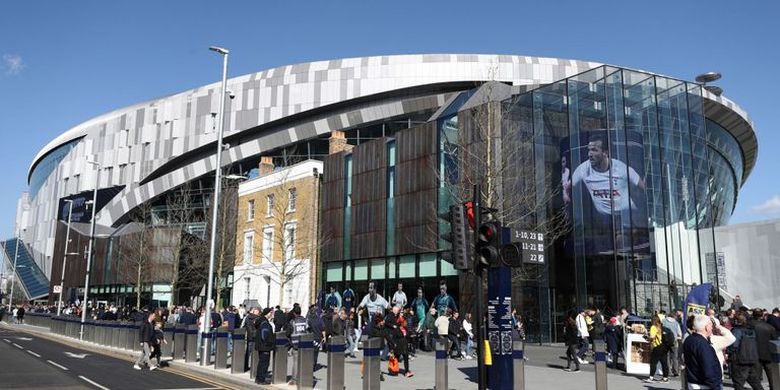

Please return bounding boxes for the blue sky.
[0,0,778,238]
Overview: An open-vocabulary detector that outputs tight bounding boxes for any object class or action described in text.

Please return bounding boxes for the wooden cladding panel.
[320,208,344,261]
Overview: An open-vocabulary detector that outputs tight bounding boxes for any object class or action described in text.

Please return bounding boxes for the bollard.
[327,335,345,390]
[201,331,214,366]
[250,346,259,380]
[214,326,229,369]
[362,337,382,390]
[435,337,449,390]
[769,340,780,390]
[513,339,525,390]
[185,325,198,363]
[231,329,247,374]
[594,339,608,390]
[272,332,289,384]
[680,366,687,390]
[297,333,315,390]
[173,324,186,360]
[162,324,174,359]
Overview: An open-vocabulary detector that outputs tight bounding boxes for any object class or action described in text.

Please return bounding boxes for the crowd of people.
[561,299,780,390]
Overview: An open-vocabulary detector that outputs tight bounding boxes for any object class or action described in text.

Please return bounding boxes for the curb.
[0,321,284,390]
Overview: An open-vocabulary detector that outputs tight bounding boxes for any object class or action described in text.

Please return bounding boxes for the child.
[150,322,166,367]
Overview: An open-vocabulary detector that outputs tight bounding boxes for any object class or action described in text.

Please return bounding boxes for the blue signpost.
[487,266,513,389]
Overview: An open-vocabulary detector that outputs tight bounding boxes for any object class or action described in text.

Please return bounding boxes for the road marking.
[65,352,88,358]
[2,338,10,342]
[47,360,69,370]
[12,342,24,349]
[78,375,110,390]
[26,350,41,358]
[15,337,32,341]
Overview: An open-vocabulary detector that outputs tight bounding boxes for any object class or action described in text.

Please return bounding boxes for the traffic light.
[477,220,502,268]
[439,204,472,271]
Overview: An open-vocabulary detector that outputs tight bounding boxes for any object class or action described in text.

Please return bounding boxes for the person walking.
[254,308,275,385]
[134,312,158,370]
[149,322,165,368]
[645,314,670,383]
[750,308,778,390]
[727,312,764,390]
[662,310,682,377]
[392,282,408,309]
[563,314,581,372]
[462,313,475,359]
[604,317,621,368]
[448,311,464,360]
[683,314,724,389]
[575,308,590,364]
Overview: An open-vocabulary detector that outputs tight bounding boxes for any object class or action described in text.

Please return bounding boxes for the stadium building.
[5,54,755,341]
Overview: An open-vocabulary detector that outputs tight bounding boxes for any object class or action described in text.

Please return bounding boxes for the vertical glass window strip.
[343,155,353,260]
[622,70,663,312]
[387,141,396,256]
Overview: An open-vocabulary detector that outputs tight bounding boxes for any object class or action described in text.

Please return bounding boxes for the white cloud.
[751,195,780,214]
[3,54,24,75]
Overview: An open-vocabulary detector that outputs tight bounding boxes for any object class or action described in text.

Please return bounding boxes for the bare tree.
[164,183,209,305]
[213,178,238,310]
[114,202,155,308]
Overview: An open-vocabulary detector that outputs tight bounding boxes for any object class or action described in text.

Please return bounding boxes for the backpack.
[388,354,400,375]
[735,328,759,364]
[661,326,675,348]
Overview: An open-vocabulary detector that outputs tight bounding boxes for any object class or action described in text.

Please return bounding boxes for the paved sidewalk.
[5,320,770,389]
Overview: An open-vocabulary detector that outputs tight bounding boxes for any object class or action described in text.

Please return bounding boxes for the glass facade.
[319,65,745,343]
[500,66,744,341]
[29,138,81,199]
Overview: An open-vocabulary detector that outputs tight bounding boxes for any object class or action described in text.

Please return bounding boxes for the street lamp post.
[7,229,22,311]
[80,160,101,340]
[57,199,74,316]
[202,45,229,364]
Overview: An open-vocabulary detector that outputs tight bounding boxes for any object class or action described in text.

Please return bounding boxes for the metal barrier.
[327,335,345,390]
[97,320,106,345]
[594,339,608,390]
[215,326,229,369]
[231,329,246,374]
[185,325,198,363]
[162,324,174,358]
[272,332,289,384]
[435,338,449,390]
[173,324,186,360]
[296,333,315,390]
[111,321,121,348]
[362,337,382,390]
[513,339,525,390]
[124,321,134,350]
[132,321,141,351]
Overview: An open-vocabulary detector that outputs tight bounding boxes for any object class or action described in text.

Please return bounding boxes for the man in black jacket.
[683,315,722,389]
[255,308,275,385]
[751,309,778,390]
[133,312,157,370]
